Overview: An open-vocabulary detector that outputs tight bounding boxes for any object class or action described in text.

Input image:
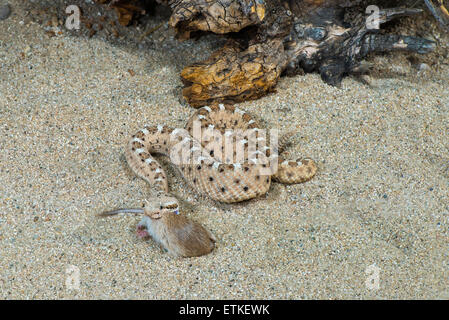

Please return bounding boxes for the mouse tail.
[97,208,145,217]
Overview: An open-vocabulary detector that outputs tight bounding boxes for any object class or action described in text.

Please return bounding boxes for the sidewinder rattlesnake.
[101,103,317,257]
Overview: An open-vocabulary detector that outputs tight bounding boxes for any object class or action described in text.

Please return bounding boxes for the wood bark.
[97,0,445,107]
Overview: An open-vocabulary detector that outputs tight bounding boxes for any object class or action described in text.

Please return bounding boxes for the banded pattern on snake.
[126,103,317,203]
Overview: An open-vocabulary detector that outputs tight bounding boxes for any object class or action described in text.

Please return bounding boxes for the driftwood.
[98,0,447,107]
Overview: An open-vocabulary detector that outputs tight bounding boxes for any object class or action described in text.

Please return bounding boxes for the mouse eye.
[160,205,163,210]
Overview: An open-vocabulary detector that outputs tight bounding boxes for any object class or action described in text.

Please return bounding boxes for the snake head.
[143,195,180,219]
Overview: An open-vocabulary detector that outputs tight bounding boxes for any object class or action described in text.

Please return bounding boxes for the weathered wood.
[97,0,146,25]
[181,39,287,107]
[165,0,266,38]
[174,0,436,106]
[425,0,449,30]
[97,1,441,107]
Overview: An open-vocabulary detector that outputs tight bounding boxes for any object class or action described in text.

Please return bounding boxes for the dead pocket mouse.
[99,195,216,258]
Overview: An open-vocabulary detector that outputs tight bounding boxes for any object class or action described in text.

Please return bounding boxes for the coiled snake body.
[126,103,317,203]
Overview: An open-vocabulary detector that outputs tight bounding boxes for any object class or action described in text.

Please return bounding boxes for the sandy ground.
[0,0,448,299]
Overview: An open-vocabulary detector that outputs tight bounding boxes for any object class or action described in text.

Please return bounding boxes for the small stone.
[417,63,430,72]
[0,4,11,20]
